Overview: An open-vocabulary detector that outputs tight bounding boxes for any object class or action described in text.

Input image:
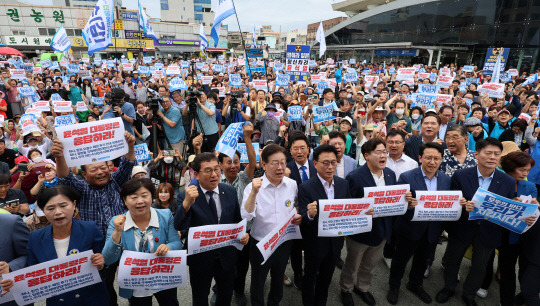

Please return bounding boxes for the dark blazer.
[287,159,316,187]
[346,164,395,246]
[521,207,540,266]
[404,135,447,162]
[394,168,451,243]
[448,166,516,248]
[298,174,351,256]
[26,219,108,306]
[0,214,28,272]
[175,183,242,271]
[438,121,456,140]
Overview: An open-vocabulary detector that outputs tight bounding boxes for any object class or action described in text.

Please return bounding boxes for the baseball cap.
[425,109,437,115]
[264,104,278,111]
[340,116,353,125]
[131,166,147,177]
[464,117,482,126]
[497,108,511,116]
[26,137,38,143]
[364,123,378,131]
[15,156,30,164]
[218,73,224,76]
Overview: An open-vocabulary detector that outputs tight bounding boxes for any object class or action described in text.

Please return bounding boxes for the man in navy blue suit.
[387,142,452,304]
[436,138,516,306]
[298,144,355,305]
[0,214,28,306]
[175,153,249,306]
[340,138,396,306]
[286,133,316,289]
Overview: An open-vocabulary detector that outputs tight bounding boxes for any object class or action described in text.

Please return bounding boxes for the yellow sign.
[125,39,154,50]
[71,37,153,50]
[114,20,123,30]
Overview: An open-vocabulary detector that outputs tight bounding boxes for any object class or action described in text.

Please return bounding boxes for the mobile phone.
[308,95,318,100]
[163,150,175,157]
[7,199,19,207]
[332,111,347,117]
[358,109,367,116]
[18,163,29,173]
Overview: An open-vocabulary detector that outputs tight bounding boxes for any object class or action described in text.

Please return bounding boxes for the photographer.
[148,149,186,193]
[222,92,251,123]
[153,96,186,156]
[182,91,219,153]
[101,88,136,136]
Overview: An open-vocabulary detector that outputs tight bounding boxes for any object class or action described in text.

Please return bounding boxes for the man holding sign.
[297,145,353,306]
[436,138,516,306]
[175,153,249,306]
[340,138,396,306]
[387,143,452,304]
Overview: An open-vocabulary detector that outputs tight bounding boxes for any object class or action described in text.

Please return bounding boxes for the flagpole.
[230,0,251,80]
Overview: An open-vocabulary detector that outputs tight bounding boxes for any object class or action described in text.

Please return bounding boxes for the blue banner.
[482,47,510,75]
[350,59,356,64]
[180,61,189,68]
[466,78,480,86]
[411,94,437,108]
[275,74,290,87]
[316,81,329,95]
[287,105,303,121]
[17,86,35,97]
[215,122,245,159]
[417,84,440,94]
[237,142,259,163]
[39,59,52,69]
[92,97,104,105]
[463,65,474,73]
[54,114,76,128]
[51,94,62,102]
[343,72,358,83]
[273,63,284,71]
[169,77,188,91]
[229,74,242,87]
[213,64,223,72]
[138,66,150,75]
[67,64,80,74]
[471,188,538,234]
[134,143,151,162]
[143,57,152,64]
[313,102,338,123]
[82,0,114,56]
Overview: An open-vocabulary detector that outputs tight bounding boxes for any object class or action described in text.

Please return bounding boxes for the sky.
[122,0,347,32]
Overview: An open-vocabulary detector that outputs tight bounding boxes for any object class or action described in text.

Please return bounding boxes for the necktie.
[206,191,219,224]
[300,165,309,182]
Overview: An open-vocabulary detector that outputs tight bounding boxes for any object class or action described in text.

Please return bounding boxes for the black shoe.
[234,292,247,306]
[386,287,399,305]
[435,288,455,303]
[461,296,478,306]
[515,292,525,305]
[353,288,376,306]
[406,283,432,304]
[341,291,355,306]
[293,273,303,290]
[210,293,217,306]
[336,257,344,270]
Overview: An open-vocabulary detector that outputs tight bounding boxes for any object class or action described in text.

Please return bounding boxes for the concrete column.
[427,49,434,66]
[436,49,442,69]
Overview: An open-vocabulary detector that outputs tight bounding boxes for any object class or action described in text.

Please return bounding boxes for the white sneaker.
[424,265,431,278]
[476,288,488,298]
[384,257,392,269]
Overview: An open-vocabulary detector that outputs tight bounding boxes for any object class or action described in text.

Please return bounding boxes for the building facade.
[276,29,307,51]
[306,17,347,45]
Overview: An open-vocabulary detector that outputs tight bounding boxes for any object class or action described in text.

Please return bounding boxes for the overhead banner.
[364,184,410,218]
[3,251,101,305]
[256,209,302,264]
[56,118,128,167]
[117,250,188,291]
[470,188,538,234]
[317,198,374,237]
[187,219,246,255]
[286,44,310,82]
[412,191,463,221]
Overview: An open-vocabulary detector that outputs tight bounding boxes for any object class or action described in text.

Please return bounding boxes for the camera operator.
[182,91,219,153]
[171,90,192,137]
[101,88,136,136]
[222,92,251,123]
[151,96,186,156]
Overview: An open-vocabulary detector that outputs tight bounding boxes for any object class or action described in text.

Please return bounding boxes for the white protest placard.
[53,101,73,113]
[187,219,246,255]
[364,184,410,218]
[118,250,187,290]
[326,78,337,87]
[152,70,163,79]
[76,101,88,112]
[507,69,518,76]
[412,191,463,221]
[252,80,268,92]
[32,101,50,112]
[287,105,303,121]
[201,64,209,72]
[32,67,42,74]
[56,118,128,167]
[166,65,180,76]
[396,68,415,81]
[55,114,77,128]
[79,70,92,80]
[518,113,532,123]
[3,250,101,306]
[20,114,39,136]
[311,74,322,84]
[168,77,188,92]
[134,143,151,162]
[122,63,134,71]
[440,67,451,76]
[436,75,453,89]
[237,142,259,163]
[256,209,302,264]
[201,76,213,85]
[313,102,339,123]
[478,83,505,99]
[435,94,453,107]
[24,108,41,117]
[364,76,379,88]
[318,198,374,237]
[10,69,26,80]
[463,65,474,73]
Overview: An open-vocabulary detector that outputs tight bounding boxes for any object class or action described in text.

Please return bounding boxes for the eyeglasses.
[291,146,307,152]
[321,161,338,167]
[373,150,388,156]
[423,156,442,162]
[387,141,403,146]
[446,136,464,142]
[268,161,286,168]
[200,167,221,175]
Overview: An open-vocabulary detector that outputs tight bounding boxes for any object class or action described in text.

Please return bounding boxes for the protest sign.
[17,86,36,97]
[92,97,104,106]
[50,93,63,102]
[237,142,259,163]
[418,73,430,79]
[143,56,152,64]
[118,250,187,291]
[418,84,440,95]
[201,64,209,72]
[122,63,134,71]
[187,219,247,255]
[507,68,518,76]
[53,101,73,113]
[436,75,453,88]
[215,122,244,159]
[138,66,149,75]
[463,65,475,72]
[168,77,188,91]
[483,47,509,75]
[56,118,128,167]
[276,74,290,87]
[256,209,302,264]
[310,74,323,84]
[318,198,374,237]
[466,78,480,86]
[155,63,164,69]
[316,81,329,95]
[32,101,50,112]
[470,188,538,234]
[20,114,39,135]
[518,113,532,123]
[152,70,163,79]
[313,102,338,123]
[343,72,358,83]
[54,114,77,128]
[180,61,189,68]
[3,250,101,305]
[79,70,92,80]
[76,101,88,112]
[252,80,267,92]
[326,78,337,87]
[32,67,42,74]
[411,93,437,108]
[478,83,505,98]
[274,62,284,71]
[412,191,463,221]
[287,105,303,121]
[67,64,80,74]
[364,184,410,217]
[134,143,151,163]
[213,64,223,72]
[10,69,26,80]
[229,74,242,87]
[440,67,451,76]
[435,94,453,107]
[201,76,213,85]
[286,44,310,82]
[364,76,378,88]
[166,65,180,75]
[396,68,415,81]
[24,109,41,117]
[39,59,52,68]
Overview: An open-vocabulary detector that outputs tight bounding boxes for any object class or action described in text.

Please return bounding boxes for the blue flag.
[82,0,114,56]
[50,26,71,52]
[210,0,236,47]
[138,0,157,40]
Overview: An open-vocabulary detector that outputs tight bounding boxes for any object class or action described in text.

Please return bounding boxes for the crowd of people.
[0,54,539,306]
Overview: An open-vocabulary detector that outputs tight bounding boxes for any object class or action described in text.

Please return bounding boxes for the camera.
[332,110,347,117]
[147,88,161,112]
[186,87,200,113]
[110,88,125,117]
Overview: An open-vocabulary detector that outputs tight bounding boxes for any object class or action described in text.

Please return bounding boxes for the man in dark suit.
[286,132,316,289]
[436,138,516,306]
[437,105,456,140]
[404,113,444,162]
[387,142,452,304]
[340,138,395,306]
[0,214,28,306]
[175,152,249,306]
[298,144,353,305]
[520,207,540,305]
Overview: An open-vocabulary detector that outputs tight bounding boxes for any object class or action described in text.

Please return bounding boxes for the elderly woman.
[499,118,535,151]
[440,125,477,177]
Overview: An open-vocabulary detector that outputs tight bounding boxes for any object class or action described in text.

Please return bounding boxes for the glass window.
[47,28,56,36]
[161,0,169,10]
[38,28,47,36]
[65,29,74,36]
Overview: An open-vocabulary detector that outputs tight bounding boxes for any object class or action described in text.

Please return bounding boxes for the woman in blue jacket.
[103,178,181,306]
[1,185,108,305]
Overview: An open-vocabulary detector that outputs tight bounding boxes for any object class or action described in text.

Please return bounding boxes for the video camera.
[147,88,161,112]
[109,88,125,117]
[186,86,201,114]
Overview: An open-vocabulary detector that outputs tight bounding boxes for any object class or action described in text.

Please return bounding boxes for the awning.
[206,47,228,52]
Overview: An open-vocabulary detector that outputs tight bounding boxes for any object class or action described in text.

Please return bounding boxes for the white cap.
[131,165,147,177]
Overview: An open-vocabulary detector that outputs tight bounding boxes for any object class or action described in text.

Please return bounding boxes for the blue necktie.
[300,165,309,182]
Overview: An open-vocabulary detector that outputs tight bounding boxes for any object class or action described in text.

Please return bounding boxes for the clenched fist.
[307,201,318,218]
[114,215,126,232]
[184,185,199,207]
[251,177,263,194]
